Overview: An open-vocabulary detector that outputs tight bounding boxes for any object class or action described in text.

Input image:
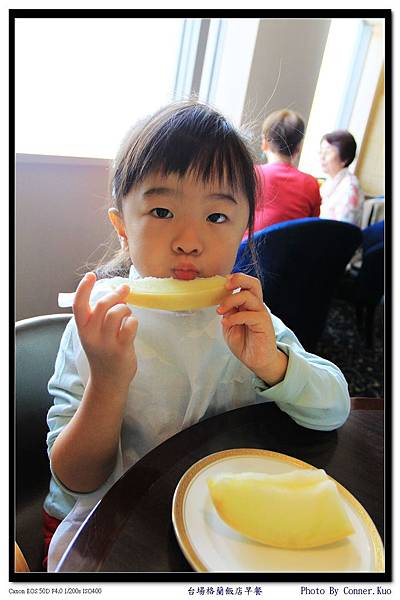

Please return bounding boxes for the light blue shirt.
[44,276,350,521]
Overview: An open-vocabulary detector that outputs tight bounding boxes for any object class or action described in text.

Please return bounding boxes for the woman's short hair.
[261,109,305,157]
[321,130,357,167]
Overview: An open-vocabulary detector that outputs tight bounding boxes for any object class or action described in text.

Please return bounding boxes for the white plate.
[172,449,384,573]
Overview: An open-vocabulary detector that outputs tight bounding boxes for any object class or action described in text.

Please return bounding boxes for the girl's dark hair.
[262,109,305,157]
[95,100,260,279]
[321,130,357,167]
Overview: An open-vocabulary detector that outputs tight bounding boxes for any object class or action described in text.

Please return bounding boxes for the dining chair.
[15,313,72,572]
[361,196,384,229]
[351,396,384,410]
[335,220,384,347]
[15,542,30,572]
[234,218,362,351]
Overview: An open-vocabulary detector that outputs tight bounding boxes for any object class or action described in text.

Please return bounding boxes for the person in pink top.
[319,130,364,227]
[246,109,321,238]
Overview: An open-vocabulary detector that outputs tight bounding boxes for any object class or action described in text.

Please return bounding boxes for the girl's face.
[109,171,250,279]
[319,139,345,178]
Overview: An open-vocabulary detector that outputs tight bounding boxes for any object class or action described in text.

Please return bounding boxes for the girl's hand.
[217,273,288,386]
[73,272,138,391]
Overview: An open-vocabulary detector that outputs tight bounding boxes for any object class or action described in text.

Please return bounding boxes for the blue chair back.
[357,221,384,306]
[362,219,384,253]
[234,218,362,350]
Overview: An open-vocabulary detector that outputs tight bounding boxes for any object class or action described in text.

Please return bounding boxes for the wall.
[298,19,384,184]
[298,18,362,177]
[16,156,117,320]
[242,18,331,159]
[348,21,384,178]
[355,65,384,196]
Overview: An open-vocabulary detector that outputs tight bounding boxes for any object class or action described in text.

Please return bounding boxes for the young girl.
[44,100,350,571]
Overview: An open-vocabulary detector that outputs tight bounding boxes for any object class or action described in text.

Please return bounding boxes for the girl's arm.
[256,315,350,431]
[218,273,288,386]
[50,273,138,493]
[218,273,350,430]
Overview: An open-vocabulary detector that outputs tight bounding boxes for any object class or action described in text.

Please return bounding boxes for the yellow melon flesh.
[123,275,230,311]
[208,470,354,549]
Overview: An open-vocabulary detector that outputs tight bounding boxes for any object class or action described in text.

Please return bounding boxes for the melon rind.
[124,275,230,311]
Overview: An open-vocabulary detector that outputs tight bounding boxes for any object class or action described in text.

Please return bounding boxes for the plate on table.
[172,448,384,573]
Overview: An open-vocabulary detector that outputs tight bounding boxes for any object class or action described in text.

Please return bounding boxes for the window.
[15,18,184,159]
[15,17,262,161]
[299,18,384,179]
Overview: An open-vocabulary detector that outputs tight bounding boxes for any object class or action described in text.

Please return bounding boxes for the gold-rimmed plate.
[172,449,384,573]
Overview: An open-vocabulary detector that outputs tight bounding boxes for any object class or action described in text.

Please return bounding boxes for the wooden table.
[57,402,385,577]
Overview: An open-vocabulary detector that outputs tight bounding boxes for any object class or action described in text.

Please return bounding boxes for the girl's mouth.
[172,269,199,280]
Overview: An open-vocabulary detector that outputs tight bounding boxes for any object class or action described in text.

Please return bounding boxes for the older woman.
[249,109,321,236]
[319,130,364,227]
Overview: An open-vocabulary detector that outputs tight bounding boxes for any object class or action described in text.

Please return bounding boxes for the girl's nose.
[172,226,203,255]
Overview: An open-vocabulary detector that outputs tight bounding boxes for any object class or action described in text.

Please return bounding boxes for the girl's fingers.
[225,272,263,301]
[73,272,97,328]
[222,310,267,331]
[102,303,133,338]
[91,285,130,324]
[119,315,138,343]
[218,289,263,315]
[220,307,239,319]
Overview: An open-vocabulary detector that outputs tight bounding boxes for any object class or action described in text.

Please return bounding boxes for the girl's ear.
[108,208,128,248]
[261,137,269,153]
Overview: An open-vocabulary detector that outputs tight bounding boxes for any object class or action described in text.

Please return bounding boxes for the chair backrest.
[15,542,30,572]
[361,196,384,228]
[362,219,384,253]
[234,218,362,350]
[15,313,72,570]
[357,221,384,305]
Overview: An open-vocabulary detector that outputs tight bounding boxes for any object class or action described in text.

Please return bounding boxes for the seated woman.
[319,130,365,227]
[249,109,321,236]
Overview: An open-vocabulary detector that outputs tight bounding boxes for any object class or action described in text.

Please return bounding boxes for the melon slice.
[208,470,354,549]
[123,275,230,311]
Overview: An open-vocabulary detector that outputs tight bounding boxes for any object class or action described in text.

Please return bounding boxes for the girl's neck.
[265,151,293,165]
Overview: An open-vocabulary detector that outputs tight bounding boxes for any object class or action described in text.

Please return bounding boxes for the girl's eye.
[151,207,173,219]
[208,213,227,224]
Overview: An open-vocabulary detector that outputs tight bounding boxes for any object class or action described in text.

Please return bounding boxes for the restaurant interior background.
[15,15,385,398]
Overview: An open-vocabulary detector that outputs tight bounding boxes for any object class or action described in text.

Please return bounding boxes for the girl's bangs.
[142,130,253,195]
[112,102,256,208]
